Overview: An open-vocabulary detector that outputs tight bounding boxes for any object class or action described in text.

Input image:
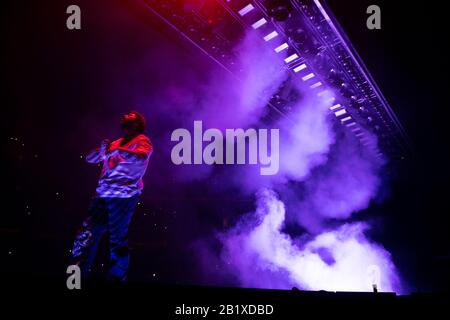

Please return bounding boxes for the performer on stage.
[71,111,153,282]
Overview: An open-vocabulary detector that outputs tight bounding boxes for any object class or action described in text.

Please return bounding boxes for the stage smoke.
[219,189,402,292]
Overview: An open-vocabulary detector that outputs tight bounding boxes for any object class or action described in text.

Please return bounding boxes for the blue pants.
[72,195,139,281]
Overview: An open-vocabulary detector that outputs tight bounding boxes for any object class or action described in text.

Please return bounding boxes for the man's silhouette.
[71,111,153,282]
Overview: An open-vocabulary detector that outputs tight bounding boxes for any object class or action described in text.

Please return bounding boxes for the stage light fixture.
[274,42,289,53]
[143,0,411,160]
[330,103,342,110]
[252,17,267,29]
[264,31,279,41]
[334,109,347,117]
[302,73,315,81]
[284,53,299,63]
[310,82,322,89]
[238,4,254,16]
[293,63,307,72]
[341,116,352,123]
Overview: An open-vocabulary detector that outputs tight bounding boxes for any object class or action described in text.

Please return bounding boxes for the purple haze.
[94,16,403,292]
[181,31,403,292]
[219,189,402,292]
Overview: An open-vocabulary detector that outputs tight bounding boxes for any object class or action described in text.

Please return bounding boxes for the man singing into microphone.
[71,111,153,282]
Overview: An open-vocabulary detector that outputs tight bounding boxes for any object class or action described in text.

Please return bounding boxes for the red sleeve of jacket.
[134,135,153,159]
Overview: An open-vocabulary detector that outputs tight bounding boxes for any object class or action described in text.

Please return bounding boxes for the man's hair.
[129,111,146,133]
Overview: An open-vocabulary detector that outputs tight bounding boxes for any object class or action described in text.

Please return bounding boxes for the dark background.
[1,0,449,293]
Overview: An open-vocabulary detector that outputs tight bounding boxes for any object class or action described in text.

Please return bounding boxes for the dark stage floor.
[4,274,449,318]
